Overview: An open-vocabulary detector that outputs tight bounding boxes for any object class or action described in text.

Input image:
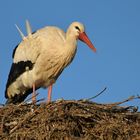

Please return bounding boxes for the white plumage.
[5,21,96,104]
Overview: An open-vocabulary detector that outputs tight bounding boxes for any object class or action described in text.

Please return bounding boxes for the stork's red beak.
[78,32,96,52]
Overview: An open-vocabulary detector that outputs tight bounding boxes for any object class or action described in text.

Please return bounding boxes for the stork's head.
[67,22,96,52]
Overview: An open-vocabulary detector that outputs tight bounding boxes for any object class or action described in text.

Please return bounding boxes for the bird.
[5,20,96,104]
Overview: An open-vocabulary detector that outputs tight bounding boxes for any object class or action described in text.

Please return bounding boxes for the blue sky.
[0,1,140,108]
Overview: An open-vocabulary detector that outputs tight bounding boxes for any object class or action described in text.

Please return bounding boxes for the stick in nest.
[84,87,107,101]
[105,95,140,106]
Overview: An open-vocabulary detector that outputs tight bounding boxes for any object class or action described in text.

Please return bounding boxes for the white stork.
[5,21,96,104]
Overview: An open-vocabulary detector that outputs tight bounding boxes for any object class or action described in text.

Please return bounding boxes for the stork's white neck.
[66,34,77,47]
[62,32,78,67]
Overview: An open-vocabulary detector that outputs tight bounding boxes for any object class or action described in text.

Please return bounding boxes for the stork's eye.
[75,26,80,31]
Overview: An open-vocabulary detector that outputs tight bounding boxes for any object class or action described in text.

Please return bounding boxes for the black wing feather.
[12,44,19,58]
[5,61,34,98]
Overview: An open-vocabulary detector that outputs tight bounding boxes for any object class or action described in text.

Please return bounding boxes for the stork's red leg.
[47,84,53,103]
[32,83,36,104]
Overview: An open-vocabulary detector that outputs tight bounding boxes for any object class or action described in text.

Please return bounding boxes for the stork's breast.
[32,51,65,87]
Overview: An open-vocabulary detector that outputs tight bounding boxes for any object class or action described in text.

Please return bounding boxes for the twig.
[5,121,18,126]
[1,115,5,133]
[0,104,4,107]
[86,87,107,101]
[24,92,39,103]
[36,98,45,103]
[16,93,41,107]
[105,95,140,106]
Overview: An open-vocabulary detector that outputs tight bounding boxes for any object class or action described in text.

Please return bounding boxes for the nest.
[0,96,140,140]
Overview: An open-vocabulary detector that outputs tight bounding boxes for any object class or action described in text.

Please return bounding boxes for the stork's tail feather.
[5,93,29,104]
[5,88,33,105]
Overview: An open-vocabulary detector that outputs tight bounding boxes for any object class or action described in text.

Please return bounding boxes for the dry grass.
[0,99,140,140]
